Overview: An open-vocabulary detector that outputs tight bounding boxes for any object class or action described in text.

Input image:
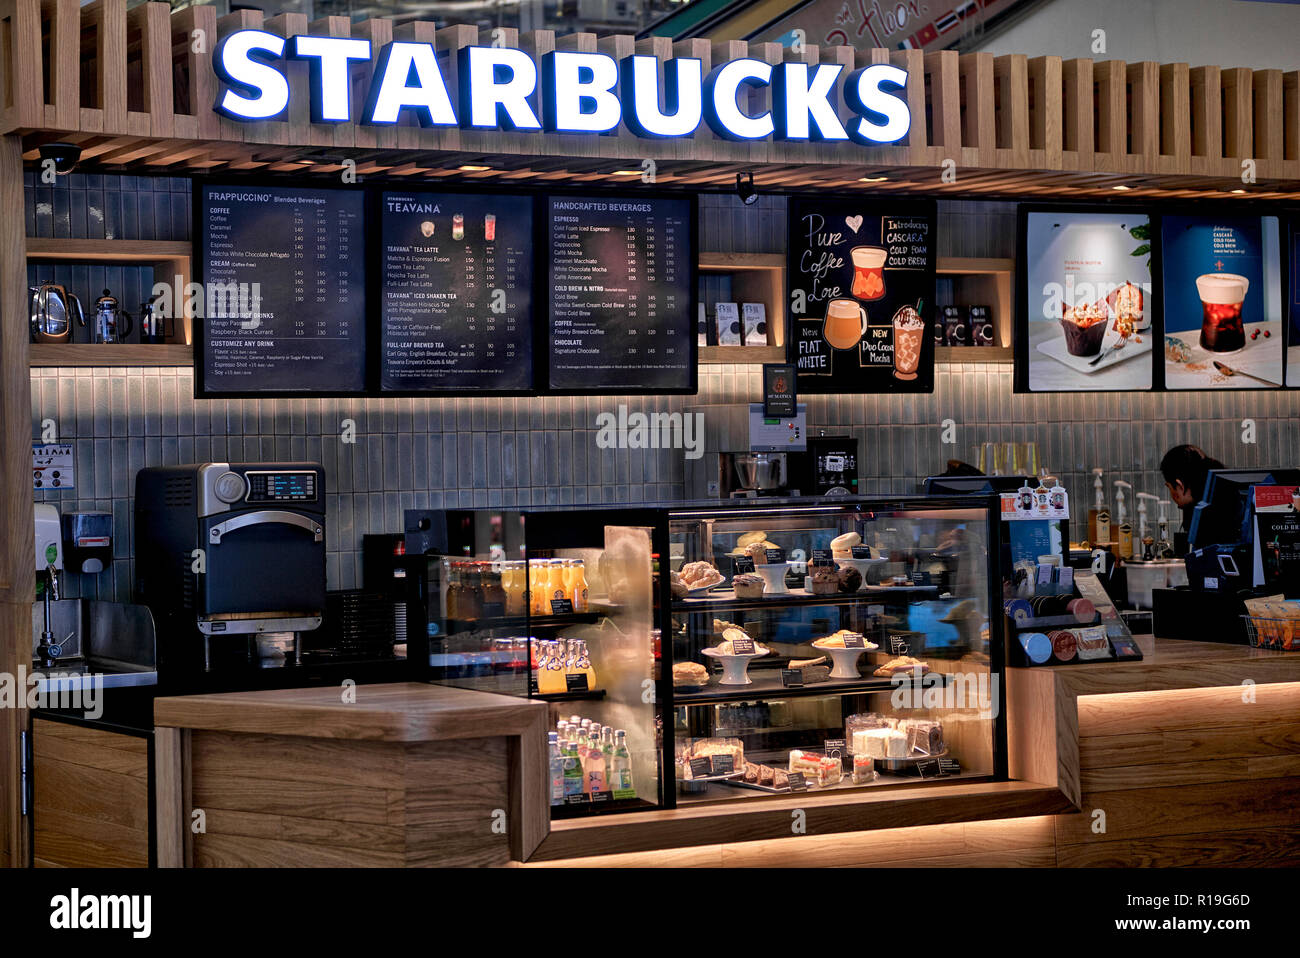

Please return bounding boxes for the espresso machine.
[134,462,326,680]
[687,403,810,499]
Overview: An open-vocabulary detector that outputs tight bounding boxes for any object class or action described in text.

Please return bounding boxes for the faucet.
[37,563,63,670]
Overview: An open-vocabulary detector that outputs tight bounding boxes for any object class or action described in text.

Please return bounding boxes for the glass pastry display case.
[409,508,667,820]
[666,497,1005,805]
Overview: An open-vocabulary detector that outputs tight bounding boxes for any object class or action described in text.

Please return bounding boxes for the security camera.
[38,142,81,175]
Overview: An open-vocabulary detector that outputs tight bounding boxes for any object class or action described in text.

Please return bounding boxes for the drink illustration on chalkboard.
[822,298,869,350]
[452,214,465,240]
[420,220,435,238]
[850,246,887,301]
[892,306,925,380]
[1195,273,1248,352]
[484,214,496,243]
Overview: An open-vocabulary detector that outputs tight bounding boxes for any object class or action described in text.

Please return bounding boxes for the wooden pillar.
[0,133,33,867]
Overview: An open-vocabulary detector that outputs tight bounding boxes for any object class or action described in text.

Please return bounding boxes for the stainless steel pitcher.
[29,282,85,344]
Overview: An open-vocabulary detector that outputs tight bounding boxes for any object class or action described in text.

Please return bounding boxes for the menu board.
[1289,220,1300,387]
[1162,214,1283,390]
[545,194,695,392]
[379,191,534,392]
[196,184,366,394]
[786,196,936,393]
[1018,208,1155,392]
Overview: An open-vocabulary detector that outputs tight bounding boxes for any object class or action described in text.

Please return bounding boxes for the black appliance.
[801,435,859,496]
[1189,468,1300,551]
[134,462,326,675]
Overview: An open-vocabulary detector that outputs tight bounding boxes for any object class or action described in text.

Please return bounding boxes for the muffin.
[810,568,838,595]
[1059,303,1108,356]
[744,542,768,565]
[836,565,863,593]
[732,573,766,598]
[830,531,861,560]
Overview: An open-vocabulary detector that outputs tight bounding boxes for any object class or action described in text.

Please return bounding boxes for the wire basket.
[1241,615,1300,652]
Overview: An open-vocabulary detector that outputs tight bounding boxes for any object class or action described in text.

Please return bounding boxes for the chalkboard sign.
[732,556,755,574]
[378,190,533,393]
[787,196,936,393]
[196,183,367,396]
[544,194,696,393]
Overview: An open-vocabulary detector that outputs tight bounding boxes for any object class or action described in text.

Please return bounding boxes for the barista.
[1160,444,1225,532]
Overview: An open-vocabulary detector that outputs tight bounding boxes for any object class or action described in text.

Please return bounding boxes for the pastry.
[672,661,709,687]
[731,573,766,598]
[788,749,844,787]
[743,761,760,784]
[670,572,689,598]
[830,531,861,559]
[758,764,775,787]
[744,542,769,565]
[898,718,944,755]
[836,566,863,593]
[680,561,724,590]
[812,629,875,650]
[1060,302,1108,357]
[852,755,875,785]
[873,655,929,677]
[686,739,744,776]
[772,769,790,789]
[712,618,740,634]
[788,655,827,669]
[855,728,908,759]
[736,531,768,550]
[810,567,838,595]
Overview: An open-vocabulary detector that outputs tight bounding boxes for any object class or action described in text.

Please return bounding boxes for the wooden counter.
[153,683,548,867]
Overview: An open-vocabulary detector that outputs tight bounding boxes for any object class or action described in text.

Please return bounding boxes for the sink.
[31,599,157,688]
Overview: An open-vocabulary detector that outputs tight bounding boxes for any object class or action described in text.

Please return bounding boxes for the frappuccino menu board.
[786,196,936,393]
[545,195,694,391]
[197,184,366,394]
[379,191,533,391]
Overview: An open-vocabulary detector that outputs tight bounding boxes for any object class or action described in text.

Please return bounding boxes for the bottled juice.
[574,639,597,691]
[460,562,483,620]
[503,561,526,615]
[566,559,589,612]
[611,730,633,792]
[481,562,506,617]
[537,641,568,695]
[548,560,567,608]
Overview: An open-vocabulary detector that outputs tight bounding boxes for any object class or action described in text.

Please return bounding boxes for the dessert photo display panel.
[1289,218,1300,387]
[1162,213,1284,390]
[1017,207,1157,393]
[787,196,936,393]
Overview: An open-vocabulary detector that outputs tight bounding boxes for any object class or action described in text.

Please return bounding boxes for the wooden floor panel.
[1057,825,1300,867]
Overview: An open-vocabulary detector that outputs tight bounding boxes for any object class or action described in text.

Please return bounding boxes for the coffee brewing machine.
[134,463,326,680]
[686,403,859,499]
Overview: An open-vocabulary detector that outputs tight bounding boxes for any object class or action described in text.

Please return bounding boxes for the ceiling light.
[611,170,642,176]
[1230,188,1246,194]
[735,171,758,205]
[859,176,888,182]
[1112,185,1130,191]
[458,164,491,172]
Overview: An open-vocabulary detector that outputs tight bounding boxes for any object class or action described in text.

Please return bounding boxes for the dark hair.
[1160,444,1225,501]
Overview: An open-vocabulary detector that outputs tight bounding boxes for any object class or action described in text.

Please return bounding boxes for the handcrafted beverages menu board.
[545,194,694,392]
[1018,208,1155,393]
[196,184,366,395]
[379,191,534,392]
[1162,214,1283,389]
[786,196,936,393]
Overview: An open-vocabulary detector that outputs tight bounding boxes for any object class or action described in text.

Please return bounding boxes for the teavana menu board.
[1162,213,1284,389]
[1018,208,1156,392]
[379,191,534,392]
[196,184,366,395]
[786,196,936,393]
[545,194,695,392]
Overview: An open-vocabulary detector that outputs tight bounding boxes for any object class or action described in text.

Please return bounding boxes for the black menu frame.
[193,175,371,398]
[366,184,544,397]
[538,189,699,396]
[1014,201,1166,394]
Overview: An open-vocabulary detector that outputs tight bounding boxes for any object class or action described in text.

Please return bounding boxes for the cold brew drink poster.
[787,196,935,393]
[197,184,366,395]
[1020,210,1154,392]
[1287,220,1299,387]
[1162,214,1282,389]
[545,194,694,392]
[380,191,533,392]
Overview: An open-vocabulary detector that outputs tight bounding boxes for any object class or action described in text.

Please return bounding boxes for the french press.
[138,293,174,345]
[92,289,133,344]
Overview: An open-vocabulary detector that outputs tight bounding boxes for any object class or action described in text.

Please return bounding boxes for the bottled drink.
[503,561,527,616]
[529,560,548,617]
[574,639,597,691]
[537,641,567,695]
[583,731,606,795]
[547,732,564,806]
[445,561,462,620]
[460,561,483,620]
[568,559,588,612]
[549,559,567,607]
[562,737,583,800]
[612,730,633,792]
[481,561,507,617]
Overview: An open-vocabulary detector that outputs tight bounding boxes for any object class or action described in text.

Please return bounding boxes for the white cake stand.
[701,646,769,685]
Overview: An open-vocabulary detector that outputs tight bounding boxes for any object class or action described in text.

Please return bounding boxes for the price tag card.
[916,759,941,779]
[851,545,873,559]
[909,570,933,586]
[732,555,755,574]
[565,794,588,805]
[810,549,833,567]
[710,754,735,775]
[780,668,804,688]
[1058,566,1074,590]
[550,598,574,615]
[729,636,755,655]
[890,636,910,656]
[1036,564,1055,586]
[590,790,612,803]
[612,788,637,801]
[528,675,539,695]
[765,548,786,564]
[1110,637,1143,660]
[823,738,846,765]
[564,673,590,693]
[937,757,961,775]
[842,633,866,649]
[689,757,713,779]
[787,772,809,792]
